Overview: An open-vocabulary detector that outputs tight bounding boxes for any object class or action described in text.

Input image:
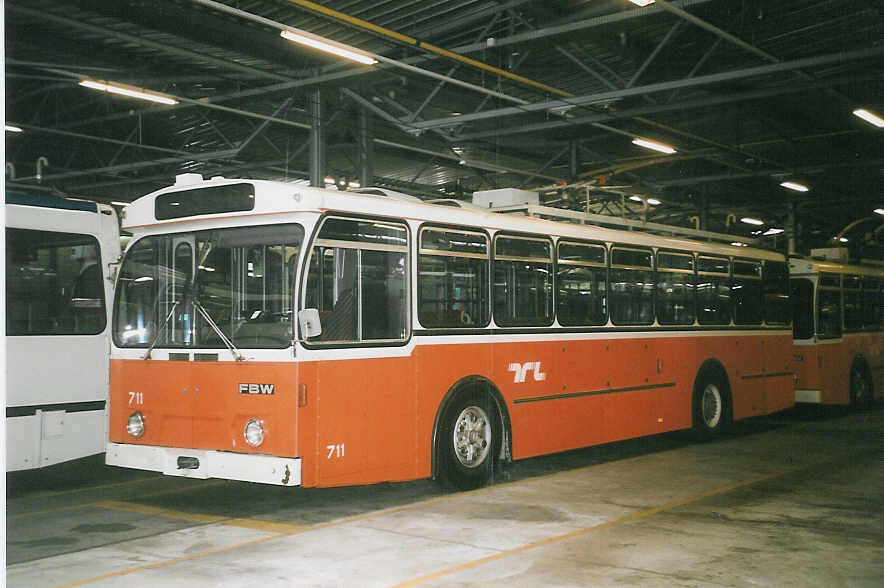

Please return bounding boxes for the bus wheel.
[693,369,730,439]
[850,363,872,410]
[439,391,498,491]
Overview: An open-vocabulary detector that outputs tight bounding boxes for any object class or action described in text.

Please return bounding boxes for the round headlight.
[244,419,265,447]
[127,412,145,438]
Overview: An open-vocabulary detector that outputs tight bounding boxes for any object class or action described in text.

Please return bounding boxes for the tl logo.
[508,362,547,383]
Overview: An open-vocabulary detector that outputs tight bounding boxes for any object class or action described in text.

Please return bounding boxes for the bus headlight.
[127,412,145,438]
[244,419,265,447]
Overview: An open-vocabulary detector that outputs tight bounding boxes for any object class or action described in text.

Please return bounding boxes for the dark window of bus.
[493,235,553,326]
[556,241,607,326]
[732,260,762,325]
[114,225,303,349]
[697,256,730,325]
[305,217,409,343]
[155,183,255,220]
[861,278,881,329]
[418,228,489,328]
[790,278,814,340]
[762,261,790,325]
[609,247,654,325]
[816,272,841,339]
[843,275,862,331]
[6,228,106,336]
[656,251,695,325]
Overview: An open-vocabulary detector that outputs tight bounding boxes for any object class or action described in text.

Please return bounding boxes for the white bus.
[6,193,121,471]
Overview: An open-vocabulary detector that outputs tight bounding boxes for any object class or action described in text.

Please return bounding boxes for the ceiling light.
[629,195,643,202]
[632,138,676,154]
[874,208,884,216]
[5,124,23,133]
[281,30,377,65]
[730,242,748,247]
[629,0,656,6]
[741,217,764,226]
[853,109,884,128]
[111,201,129,207]
[646,198,662,206]
[763,227,784,236]
[839,237,849,243]
[780,181,809,192]
[79,80,178,105]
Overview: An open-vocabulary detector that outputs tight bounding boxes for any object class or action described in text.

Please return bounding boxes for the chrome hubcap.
[453,406,491,468]
[701,384,722,429]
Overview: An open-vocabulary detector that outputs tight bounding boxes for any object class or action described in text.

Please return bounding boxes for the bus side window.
[656,251,695,326]
[697,256,730,325]
[609,247,654,326]
[732,260,762,325]
[762,260,791,326]
[493,235,553,327]
[305,217,409,344]
[843,275,862,332]
[556,241,607,326]
[817,273,841,339]
[861,277,881,330]
[418,227,489,328]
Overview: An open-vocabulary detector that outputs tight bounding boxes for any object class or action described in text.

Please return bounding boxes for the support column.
[358,106,374,188]
[569,140,579,181]
[787,201,797,255]
[309,87,325,188]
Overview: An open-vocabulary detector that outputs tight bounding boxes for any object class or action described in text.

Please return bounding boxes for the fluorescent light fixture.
[111,201,129,207]
[632,137,676,154]
[853,109,884,128]
[730,242,749,247]
[646,198,662,206]
[324,177,362,189]
[780,181,809,192]
[79,80,178,105]
[762,227,785,236]
[281,30,377,65]
[874,208,884,215]
[741,217,764,226]
[629,195,643,202]
[629,0,656,6]
[839,237,849,243]
[5,124,23,133]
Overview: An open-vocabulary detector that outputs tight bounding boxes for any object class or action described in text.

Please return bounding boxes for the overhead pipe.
[36,157,49,183]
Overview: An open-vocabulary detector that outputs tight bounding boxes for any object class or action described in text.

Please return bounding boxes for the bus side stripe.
[512,382,676,405]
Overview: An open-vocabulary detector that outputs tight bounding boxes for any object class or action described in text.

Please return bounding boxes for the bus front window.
[114,224,303,349]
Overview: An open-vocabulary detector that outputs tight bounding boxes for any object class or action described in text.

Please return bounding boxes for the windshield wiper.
[193,299,244,361]
[142,298,181,360]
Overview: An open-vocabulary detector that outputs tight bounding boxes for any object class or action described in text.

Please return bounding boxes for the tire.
[849,363,873,410]
[438,389,499,491]
[692,368,731,439]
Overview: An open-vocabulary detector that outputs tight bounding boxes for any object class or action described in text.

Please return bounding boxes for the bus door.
[731,260,765,418]
[815,273,844,403]
[302,217,415,486]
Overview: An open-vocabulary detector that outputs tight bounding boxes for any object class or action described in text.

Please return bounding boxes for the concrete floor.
[6,407,883,587]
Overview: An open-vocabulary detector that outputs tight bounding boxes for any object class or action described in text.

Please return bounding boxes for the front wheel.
[438,391,499,490]
[693,369,731,440]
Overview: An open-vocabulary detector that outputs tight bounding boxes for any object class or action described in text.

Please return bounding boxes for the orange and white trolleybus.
[789,255,883,408]
[107,175,794,489]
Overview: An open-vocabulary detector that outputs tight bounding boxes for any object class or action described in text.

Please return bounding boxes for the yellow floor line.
[390,469,792,588]
[51,466,795,588]
[96,500,309,535]
[9,479,231,520]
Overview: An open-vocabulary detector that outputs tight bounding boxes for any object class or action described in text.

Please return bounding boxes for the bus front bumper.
[106,442,301,486]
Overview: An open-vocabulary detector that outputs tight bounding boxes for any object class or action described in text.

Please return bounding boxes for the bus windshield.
[114,223,303,349]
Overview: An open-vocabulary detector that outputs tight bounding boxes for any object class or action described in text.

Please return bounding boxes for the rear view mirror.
[298,308,322,339]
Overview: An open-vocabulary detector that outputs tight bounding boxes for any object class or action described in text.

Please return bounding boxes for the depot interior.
[5,0,883,256]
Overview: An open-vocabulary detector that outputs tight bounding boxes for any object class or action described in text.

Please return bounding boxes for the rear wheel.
[850,363,872,410]
[693,368,730,439]
[438,390,499,490]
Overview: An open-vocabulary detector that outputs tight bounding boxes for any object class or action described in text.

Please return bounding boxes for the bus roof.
[123,176,785,262]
